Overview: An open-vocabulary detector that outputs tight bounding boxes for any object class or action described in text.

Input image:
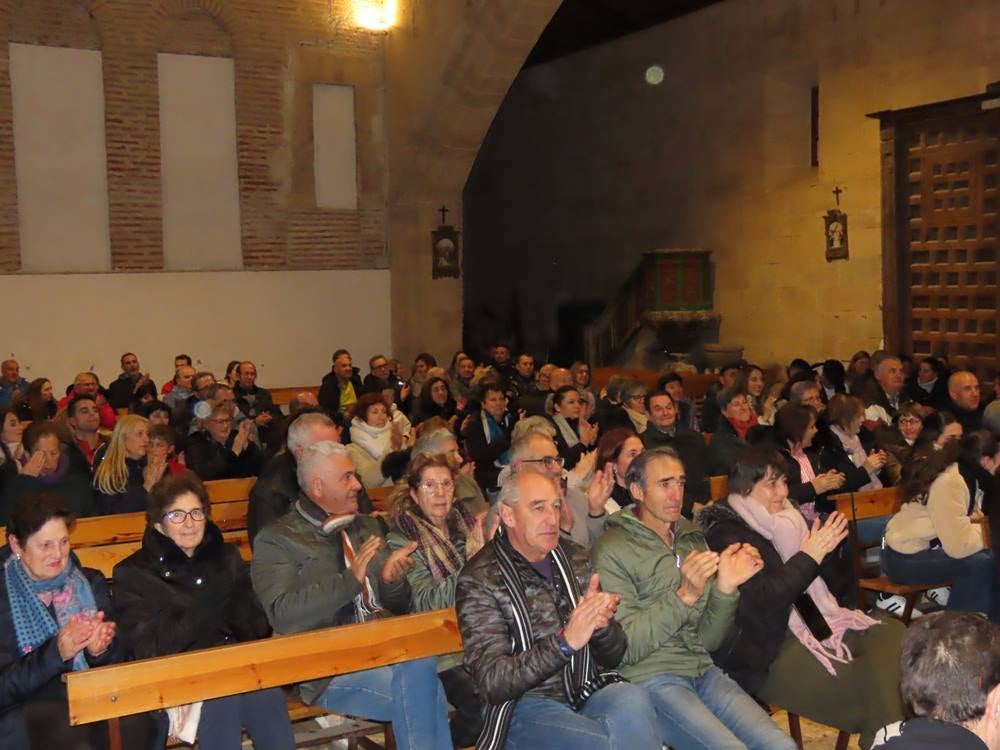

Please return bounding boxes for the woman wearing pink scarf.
[699,447,906,749]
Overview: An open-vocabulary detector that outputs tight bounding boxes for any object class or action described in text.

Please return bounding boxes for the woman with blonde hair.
[92,414,165,515]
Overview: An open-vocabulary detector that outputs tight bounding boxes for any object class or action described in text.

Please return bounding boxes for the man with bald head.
[947,370,983,433]
[0,359,28,408]
[456,470,661,750]
[233,360,281,450]
[57,371,117,429]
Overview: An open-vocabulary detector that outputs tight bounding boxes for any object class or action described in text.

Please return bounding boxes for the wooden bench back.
[76,529,251,577]
[205,476,257,502]
[368,485,393,513]
[66,608,462,725]
[708,475,729,503]
[834,486,904,521]
[591,368,716,400]
[0,499,248,549]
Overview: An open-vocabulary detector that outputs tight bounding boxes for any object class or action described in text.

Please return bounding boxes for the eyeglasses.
[208,417,233,425]
[162,508,207,525]
[522,455,565,468]
[418,479,455,493]
[898,417,922,426]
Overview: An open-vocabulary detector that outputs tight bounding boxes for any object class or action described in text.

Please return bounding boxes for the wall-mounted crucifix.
[824,184,848,261]
[432,204,460,279]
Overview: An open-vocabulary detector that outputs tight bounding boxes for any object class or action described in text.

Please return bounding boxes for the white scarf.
[552,414,580,449]
[349,417,392,461]
[624,406,648,433]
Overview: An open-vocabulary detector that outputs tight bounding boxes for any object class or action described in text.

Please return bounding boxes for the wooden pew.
[76,529,251,577]
[66,609,463,748]
[368,485,393,513]
[708,475,728,503]
[0,499,249,549]
[205,476,257,502]
[834,487,950,623]
[270,386,320,407]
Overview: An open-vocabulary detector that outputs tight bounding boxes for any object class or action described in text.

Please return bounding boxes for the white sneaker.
[874,594,923,618]
[921,587,950,608]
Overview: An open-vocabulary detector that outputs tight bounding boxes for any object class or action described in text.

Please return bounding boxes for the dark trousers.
[197,687,295,750]
[437,664,484,748]
[881,546,997,619]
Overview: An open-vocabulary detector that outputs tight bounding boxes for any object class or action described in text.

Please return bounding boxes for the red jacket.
[57,392,117,430]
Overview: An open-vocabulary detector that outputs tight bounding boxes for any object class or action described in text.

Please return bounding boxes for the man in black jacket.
[641,391,709,518]
[232,361,282,450]
[947,370,984,434]
[318,349,365,425]
[107,352,156,411]
[456,471,660,750]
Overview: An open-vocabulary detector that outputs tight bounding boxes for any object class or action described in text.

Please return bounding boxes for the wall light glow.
[354,0,397,31]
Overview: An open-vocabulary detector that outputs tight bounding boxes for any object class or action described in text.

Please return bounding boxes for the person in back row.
[251,441,453,750]
[456,470,662,750]
[591,447,797,750]
[248,411,373,545]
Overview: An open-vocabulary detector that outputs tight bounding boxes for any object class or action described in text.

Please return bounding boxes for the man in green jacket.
[251,440,453,750]
[591,447,797,750]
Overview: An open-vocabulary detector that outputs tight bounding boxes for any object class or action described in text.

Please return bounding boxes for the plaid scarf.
[5,554,97,671]
[392,504,475,584]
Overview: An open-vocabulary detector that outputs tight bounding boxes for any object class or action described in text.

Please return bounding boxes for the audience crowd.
[0,347,999,750]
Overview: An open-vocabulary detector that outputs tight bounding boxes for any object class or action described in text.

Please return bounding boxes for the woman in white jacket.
[347,392,410,488]
[882,431,1000,618]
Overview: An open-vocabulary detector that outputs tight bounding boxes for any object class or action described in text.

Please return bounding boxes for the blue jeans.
[881,546,997,618]
[641,666,797,750]
[314,657,451,750]
[856,515,890,546]
[198,687,294,750]
[505,681,661,750]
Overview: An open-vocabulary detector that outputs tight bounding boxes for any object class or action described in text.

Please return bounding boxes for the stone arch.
[386,0,562,360]
[156,2,233,57]
[9,0,102,49]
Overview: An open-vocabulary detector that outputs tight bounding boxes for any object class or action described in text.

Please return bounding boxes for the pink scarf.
[727,493,879,676]
[789,447,818,523]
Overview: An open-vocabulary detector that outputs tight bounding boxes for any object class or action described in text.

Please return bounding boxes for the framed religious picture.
[432,225,461,279]
[824,209,849,261]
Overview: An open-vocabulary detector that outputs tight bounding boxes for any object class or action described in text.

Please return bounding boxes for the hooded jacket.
[590,508,738,683]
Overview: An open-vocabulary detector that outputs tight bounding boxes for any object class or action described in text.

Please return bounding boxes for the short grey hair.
[788,380,821,404]
[497,470,559,508]
[508,432,555,466]
[296,439,349,489]
[412,428,457,456]
[511,415,556,443]
[624,446,680,498]
[287,412,337,455]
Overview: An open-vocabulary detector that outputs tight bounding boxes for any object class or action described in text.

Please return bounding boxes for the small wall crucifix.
[824,184,848,261]
[432,204,460,279]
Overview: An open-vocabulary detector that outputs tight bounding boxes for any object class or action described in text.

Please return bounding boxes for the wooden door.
[894,107,999,369]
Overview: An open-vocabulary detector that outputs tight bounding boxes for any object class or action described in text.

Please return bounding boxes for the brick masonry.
[0,0,561,360]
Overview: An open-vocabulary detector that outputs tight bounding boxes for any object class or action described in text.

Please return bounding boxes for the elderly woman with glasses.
[113,471,293,749]
[386,452,485,747]
[185,399,262,482]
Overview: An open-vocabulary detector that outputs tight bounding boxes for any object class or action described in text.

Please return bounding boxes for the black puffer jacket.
[112,522,271,659]
[698,501,821,695]
[455,531,626,707]
[94,452,150,516]
[185,430,262,482]
[0,548,123,749]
